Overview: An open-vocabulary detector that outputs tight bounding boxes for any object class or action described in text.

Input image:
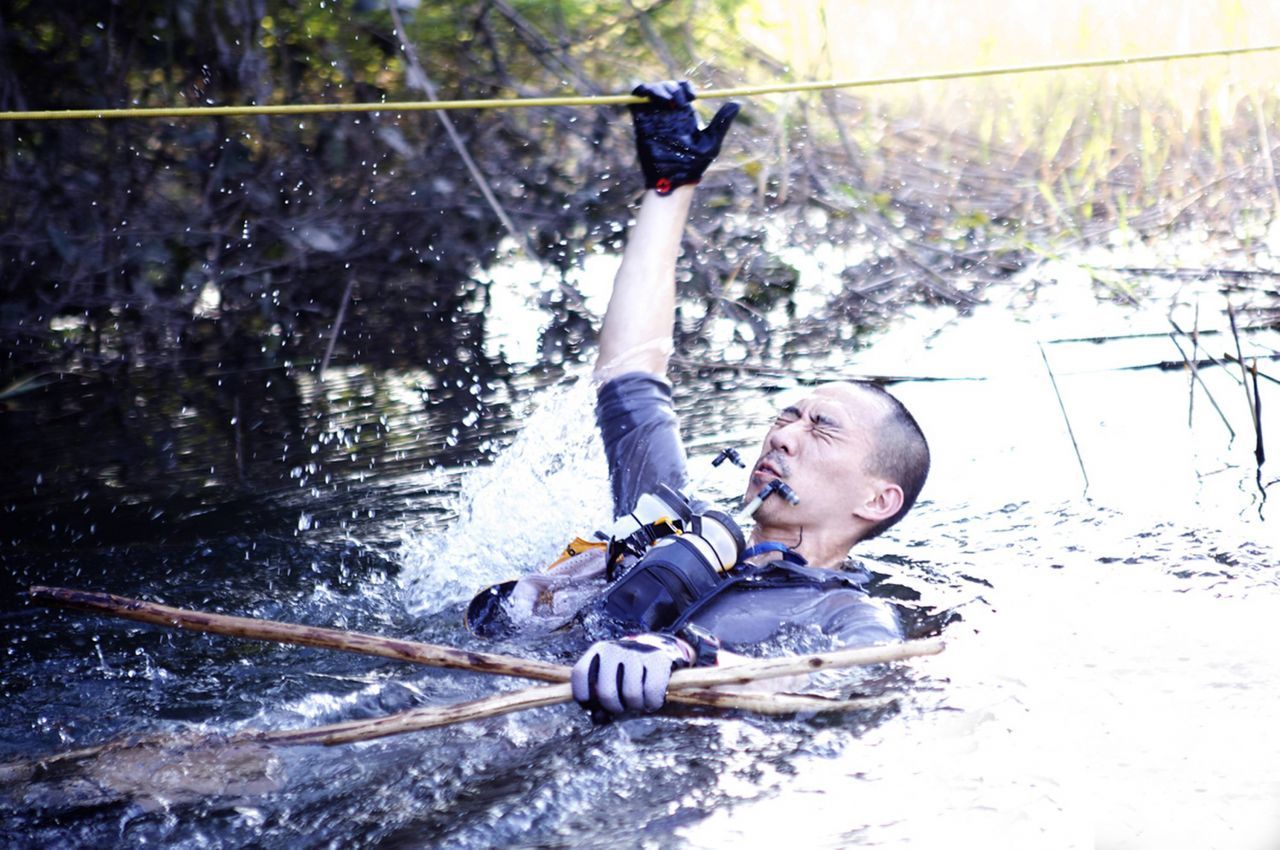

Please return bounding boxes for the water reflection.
[0,334,548,549]
[2,259,1278,849]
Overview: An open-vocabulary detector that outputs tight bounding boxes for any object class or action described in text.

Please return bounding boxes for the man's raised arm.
[594,81,739,382]
[573,82,743,717]
[594,187,694,380]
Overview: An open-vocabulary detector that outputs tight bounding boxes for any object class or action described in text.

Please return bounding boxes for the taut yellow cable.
[2,43,1279,123]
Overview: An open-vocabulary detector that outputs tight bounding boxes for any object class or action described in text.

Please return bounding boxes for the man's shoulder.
[741,558,871,592]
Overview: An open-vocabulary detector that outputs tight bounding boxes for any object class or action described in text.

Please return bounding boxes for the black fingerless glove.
[629,80,740,195]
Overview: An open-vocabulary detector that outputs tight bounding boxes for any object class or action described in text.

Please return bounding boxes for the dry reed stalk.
[1224,354,1280,386]
[1167,326,1236,439]
[319,274,356,381]
[1190,303,1200,427]
[1227,303,1265,465]
[387,1,535,261]
[1247,358,1266,467]
[1038,341,1090,497]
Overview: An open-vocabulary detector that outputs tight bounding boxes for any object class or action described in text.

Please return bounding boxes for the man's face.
[744,383,891,532]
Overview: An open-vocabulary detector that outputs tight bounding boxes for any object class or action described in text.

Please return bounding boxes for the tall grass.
[700,0,1280,328]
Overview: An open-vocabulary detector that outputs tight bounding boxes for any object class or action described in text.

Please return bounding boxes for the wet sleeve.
[596,372,688,518]
[819,592,904,647]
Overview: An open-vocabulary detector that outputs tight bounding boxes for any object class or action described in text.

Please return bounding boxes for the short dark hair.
[854,382,930,540]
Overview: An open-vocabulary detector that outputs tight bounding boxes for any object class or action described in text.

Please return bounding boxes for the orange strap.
[544,536,608,571]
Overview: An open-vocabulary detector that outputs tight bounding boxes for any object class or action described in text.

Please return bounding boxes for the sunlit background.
[2,3,1278,849]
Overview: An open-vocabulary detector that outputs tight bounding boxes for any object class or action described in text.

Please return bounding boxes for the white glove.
[571,633,694,714]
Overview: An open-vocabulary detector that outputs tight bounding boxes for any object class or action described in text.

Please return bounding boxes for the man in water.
[564,82,931,714]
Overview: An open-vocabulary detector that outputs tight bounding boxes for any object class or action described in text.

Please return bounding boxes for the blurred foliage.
[0,0,751,378]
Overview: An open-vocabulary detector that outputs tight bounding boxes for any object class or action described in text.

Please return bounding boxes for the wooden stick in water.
[672,638,944,688]
[257,641,942,746]
[30,586,941,686]
[3,686,903,773]
[257,687,904,747]
[28,585,569,682]
[26,585,942,747]
[258,639,943,745]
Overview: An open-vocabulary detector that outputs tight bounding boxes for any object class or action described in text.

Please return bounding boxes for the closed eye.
[774,406,802,424]
[808,412,844,440]
[812,413,840,429]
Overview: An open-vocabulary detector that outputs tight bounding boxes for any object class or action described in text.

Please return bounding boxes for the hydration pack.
[466,482,808,639]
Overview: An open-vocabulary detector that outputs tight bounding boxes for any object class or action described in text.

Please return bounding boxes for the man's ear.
[854,481,904,524]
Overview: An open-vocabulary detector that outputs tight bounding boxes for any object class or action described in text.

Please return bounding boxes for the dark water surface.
[2,267,1277,849]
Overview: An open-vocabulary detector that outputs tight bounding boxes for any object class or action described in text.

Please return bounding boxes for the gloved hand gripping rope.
[629,80,740,195]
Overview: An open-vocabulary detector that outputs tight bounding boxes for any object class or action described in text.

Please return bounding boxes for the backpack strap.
[740,541,808,566]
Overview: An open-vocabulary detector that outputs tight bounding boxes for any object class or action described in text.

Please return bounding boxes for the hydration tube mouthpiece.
[771,480,800,505]
[711,447,745,468]
[736,478,800,523]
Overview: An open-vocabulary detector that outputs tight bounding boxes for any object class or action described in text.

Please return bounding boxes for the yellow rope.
[3,43,1279,122]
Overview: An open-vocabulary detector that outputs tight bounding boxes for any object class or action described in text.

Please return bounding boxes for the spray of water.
[399,377,613,617]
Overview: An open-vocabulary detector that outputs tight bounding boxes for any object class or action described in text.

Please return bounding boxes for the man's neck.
[748,523,858,568]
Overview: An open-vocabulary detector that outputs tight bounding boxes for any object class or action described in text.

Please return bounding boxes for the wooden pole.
[253,639,944,745]
[2,687,903,773]
[256,686,904,747]
[28,585,569,682]
[671,638,944,688]
[257,640,942,746]
[25,585,943,748]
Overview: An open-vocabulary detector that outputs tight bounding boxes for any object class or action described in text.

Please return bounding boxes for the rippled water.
[1,261,1277,849]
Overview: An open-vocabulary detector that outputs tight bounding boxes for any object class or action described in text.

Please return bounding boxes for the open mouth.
[752,457,785,482]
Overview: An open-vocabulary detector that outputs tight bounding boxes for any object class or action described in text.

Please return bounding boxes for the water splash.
[399,376,612,616]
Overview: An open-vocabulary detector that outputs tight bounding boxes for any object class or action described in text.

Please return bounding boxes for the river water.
[1,253,1277,848]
